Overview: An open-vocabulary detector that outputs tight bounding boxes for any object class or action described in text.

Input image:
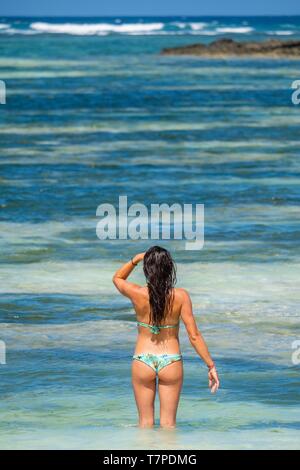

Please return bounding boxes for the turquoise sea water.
[0,16,300,449]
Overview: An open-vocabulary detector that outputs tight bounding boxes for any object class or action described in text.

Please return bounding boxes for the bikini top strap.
[137,321,160,334]
[137,321,179,335]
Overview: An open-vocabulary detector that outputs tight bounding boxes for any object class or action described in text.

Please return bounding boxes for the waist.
[134,336,181,355]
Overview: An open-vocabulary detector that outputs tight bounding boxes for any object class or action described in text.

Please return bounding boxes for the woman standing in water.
[113,246,219,428]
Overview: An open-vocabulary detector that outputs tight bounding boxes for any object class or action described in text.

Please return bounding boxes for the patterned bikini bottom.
[132,352,182,374]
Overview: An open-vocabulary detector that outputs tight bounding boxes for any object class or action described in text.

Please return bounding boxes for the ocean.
[0,16,300,449]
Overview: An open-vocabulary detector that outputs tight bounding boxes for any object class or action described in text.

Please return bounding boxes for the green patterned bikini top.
[137,321,179,335]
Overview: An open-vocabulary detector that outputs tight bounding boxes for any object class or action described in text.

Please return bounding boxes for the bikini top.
[137,321,180,335]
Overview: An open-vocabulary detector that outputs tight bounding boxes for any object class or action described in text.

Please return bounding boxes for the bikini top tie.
[137,321,179,335]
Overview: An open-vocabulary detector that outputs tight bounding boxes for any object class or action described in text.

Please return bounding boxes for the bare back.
[132,287,184,355]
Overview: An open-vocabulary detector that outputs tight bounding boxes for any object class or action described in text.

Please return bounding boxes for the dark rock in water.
[161,38,300,58]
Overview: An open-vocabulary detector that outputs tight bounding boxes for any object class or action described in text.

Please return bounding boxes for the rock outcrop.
[161,38,300,58]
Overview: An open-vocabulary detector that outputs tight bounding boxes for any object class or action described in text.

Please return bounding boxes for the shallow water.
[0,16,300,449]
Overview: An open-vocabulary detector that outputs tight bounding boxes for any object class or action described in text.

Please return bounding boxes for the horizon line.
[1,14,300,18]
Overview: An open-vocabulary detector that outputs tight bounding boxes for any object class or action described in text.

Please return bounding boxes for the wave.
[195,31,222,36]
[267,30,294,36]
[0,20,298,37]
[27,22,254,36]
[30,21,164,35]
[189,22,207,31]
[215,27,254,34]
[170,21,188,29]
[3,28,41,35]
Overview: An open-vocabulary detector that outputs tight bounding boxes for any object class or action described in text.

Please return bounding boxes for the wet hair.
[143,246,177,326]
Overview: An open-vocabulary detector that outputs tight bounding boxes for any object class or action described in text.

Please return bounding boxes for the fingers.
[210,378,218,394]
[212,376,220,394]
[208,370,220,394]
[208,373,213,392]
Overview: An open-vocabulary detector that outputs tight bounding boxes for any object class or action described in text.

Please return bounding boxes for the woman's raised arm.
[112,252,145,299]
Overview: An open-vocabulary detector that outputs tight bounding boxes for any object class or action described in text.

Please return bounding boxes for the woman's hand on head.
[132,252,145,264]
[208,366,220,394]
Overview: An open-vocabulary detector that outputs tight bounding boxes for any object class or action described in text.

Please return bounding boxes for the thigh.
[158,360,183,427]
[131,360,157,426]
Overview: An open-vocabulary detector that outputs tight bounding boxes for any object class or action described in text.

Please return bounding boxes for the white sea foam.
[170,21,187,29]
[267,30,294,36]
[171,25,255,35]
[3,28,41,35]
[0,320,136,350]
[1,22,298,37]
[30,22,164,35]
[215,27,254,34]
[189,22,207,31]
[192,31,219,36]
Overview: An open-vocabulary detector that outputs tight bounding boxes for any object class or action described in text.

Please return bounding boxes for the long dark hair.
[143,246,177,326]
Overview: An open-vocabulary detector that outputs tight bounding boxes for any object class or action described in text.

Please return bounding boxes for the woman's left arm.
[112,252,145,299]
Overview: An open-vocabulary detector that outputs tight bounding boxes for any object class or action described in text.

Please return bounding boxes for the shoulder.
[174,287,191,303]
[113,277,146,300]
[127,282,146,295]
[127,283,148,301]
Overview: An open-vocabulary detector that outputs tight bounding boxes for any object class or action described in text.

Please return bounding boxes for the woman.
[112,246,219,428]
